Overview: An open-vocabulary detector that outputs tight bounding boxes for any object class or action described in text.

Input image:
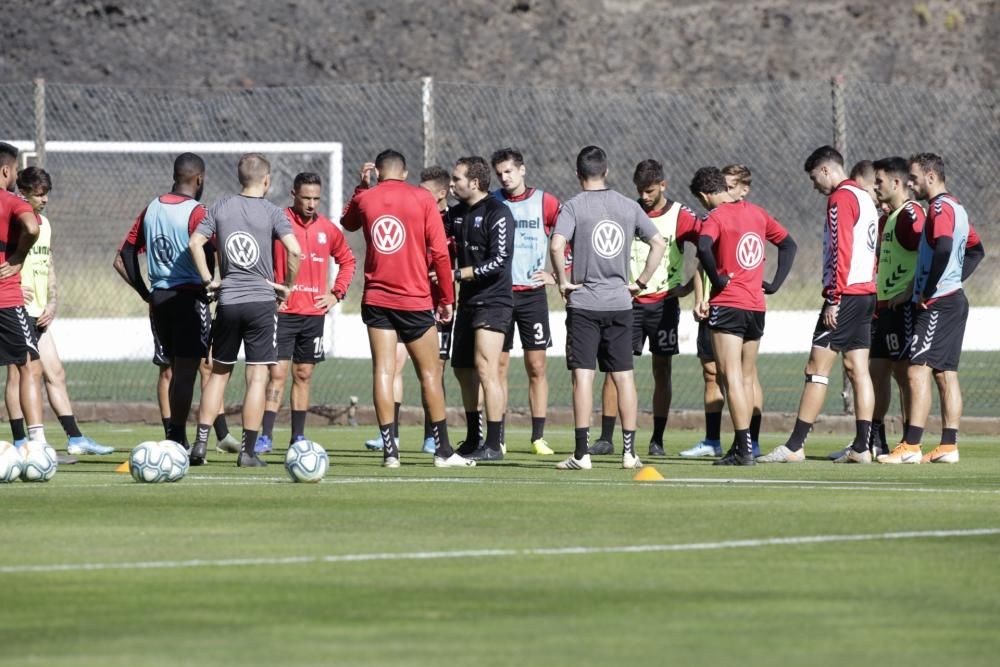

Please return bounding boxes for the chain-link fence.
[1,78,996,416]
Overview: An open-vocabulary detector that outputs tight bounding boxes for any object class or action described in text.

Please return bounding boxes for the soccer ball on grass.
[284,440,328,483]
[0,441,24,483]
[20,441,58,482]
[129,441,173,483]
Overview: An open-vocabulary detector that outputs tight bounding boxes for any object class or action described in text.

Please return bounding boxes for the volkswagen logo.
[372,215,406,254]
[736,232,764,270]
[592,220,624,259]
[151,235,175,264]
[225,231,260,269]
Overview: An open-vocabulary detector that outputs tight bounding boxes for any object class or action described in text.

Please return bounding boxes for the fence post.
[421,76,435,168]
[33,78,46,168]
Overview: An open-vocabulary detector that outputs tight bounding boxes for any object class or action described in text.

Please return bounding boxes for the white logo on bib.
[372,216,406,254]
[226,232,260,268]
[592,220,624,259]
[736,232,764,270]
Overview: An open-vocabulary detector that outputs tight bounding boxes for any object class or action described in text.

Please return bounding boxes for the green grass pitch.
[3,424,999,666]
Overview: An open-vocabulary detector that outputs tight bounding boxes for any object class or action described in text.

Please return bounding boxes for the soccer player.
[256,172,356,451]
[341,149,472,468]
[593,159,699,457]
[446,156,515,462]
[0,143,43,448]
[550,145,666,471]
[5,167,113,457]
[491,148,561,456]
[830,157,924,459]
[120,153,213,449]
[878,153,985,464]
[692,167,796,465]
[850,160,879,209]
[758,146,879,464]
[187,153,302,467]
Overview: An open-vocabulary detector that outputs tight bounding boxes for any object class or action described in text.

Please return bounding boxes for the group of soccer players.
[0,139,984,471]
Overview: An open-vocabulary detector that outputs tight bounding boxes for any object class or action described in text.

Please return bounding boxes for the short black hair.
[173,152,205,182]
[909,152,946,182]
[576,145,607,179]
[293,172,322,190]
[872,157,909,181]
[804,145,844,172]
[0,142,18,168]
[849,159,874,182]
[632,159,665,190]
[689,167,728,197]
[419,165,450,190]
[16,166,52,195]
[375,149,406,171]
[490,147,524,168]
[456,156,491,192]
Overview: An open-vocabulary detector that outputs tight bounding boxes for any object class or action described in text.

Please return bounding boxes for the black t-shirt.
[445,195,515,307]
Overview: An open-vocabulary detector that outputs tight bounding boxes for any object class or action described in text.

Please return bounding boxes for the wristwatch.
[635,279,648,291]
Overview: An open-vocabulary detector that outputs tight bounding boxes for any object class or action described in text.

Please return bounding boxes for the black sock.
[941,428,958,445]
[162,417,171,438]
[622,429,636,457]
[749,413,762,442]
[424,413,433,440]
[574,427,589,459]
[500,414,506,446]
[705,411,722,441]
[291,410,306,441]
[392,402,401,439]
[735,428,752,457]
[195,423,211,447]
[600,414,616,442]
[241,429,258,456]
[786,418,812,452]
[10,417,26,441]
[485,421,502,452]
[902,422,910,440]
[57,415,82,438]
[380,423,398,459]
[531,417,546,442]
[166,421,187,445]
[465,411,480,445]
[431,419,453,458]
[261,410,277,439]
[904,424,924,445]
[213,414,230,439]
[874,420,886,448]
[852,419,872,453]
[650,416,667,445]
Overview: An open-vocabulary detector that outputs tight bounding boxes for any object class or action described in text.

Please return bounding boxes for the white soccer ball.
[158,440,189,482]
[130,441,173,483]
[0,441,23,483]
[20,441,58,482]
[284,439,328,483]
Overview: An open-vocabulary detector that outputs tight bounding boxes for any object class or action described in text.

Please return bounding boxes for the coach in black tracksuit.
[445,156,515,461]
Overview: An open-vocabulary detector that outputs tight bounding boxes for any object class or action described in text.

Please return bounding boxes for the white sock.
[28,424,46,443]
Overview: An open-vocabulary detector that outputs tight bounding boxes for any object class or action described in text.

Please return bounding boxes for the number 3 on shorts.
[533,322,545,343]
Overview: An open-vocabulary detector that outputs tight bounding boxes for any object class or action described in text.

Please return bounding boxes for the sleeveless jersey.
[143,196,203,289]
[876,201,920,301]
[500,188,547,287]
[914,194,969,301]
[22,213,51,318]
[630,201,683,297]
[822,181,878,302]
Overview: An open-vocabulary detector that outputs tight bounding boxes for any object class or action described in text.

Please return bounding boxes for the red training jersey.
[822,180,878,304]
[341,179,454,311]
[274,208,357,316]
[0,190,37,309]
[699,200,789,312]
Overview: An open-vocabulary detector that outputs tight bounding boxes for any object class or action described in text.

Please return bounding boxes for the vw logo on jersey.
[151,235,175,264]
[371,215,406,254]
[736,232,764,270]
[225,231,260,269]
[867,221,877,252]
[592,220,624,259]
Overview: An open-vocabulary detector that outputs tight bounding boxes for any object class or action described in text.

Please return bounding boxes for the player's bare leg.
[4,364,26,444]
[760,346,837,463]
[921,369,962,463]
[524,349,552,454]
[590,373,618,455]
[711,331,754,465]
[288,362,314,442]
[750,367,763,456]
[189,361,231,465]
[647,353,672,456]
[368,327,402,464]
[609,369,642,469]
[259,359,289,451]
[203,358,239,453]
[166,356,200,446]
[241,363,270,451]
[469,329,506,460]
[157,364,172,437]
[833,347,876,462]
[681,359,725,458]
[365,342,406,450]
[870,357,894,455]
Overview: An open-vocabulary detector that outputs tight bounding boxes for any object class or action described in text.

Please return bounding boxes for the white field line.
[2,528,997,575]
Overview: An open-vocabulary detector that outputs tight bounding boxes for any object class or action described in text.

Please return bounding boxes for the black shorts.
[707,305,765,341]
[503,288,552,352]
[870,304,914,361]
[149,310,169,367]
[211,301,278,365]
[632,297,680,356]
[565,308,634,372]
[277,313,326,363]
[0,305,40,365]
[451,303,513,369]
[150,289,210,362]
[910,290,968,371]
[362,304,435,344]
[811,294,875,352]
[438,319,454,360]
[696,320,714,361]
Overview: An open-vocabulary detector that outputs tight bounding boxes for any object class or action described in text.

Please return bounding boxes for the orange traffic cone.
[115,460,130,473]
[633,466,664,481]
